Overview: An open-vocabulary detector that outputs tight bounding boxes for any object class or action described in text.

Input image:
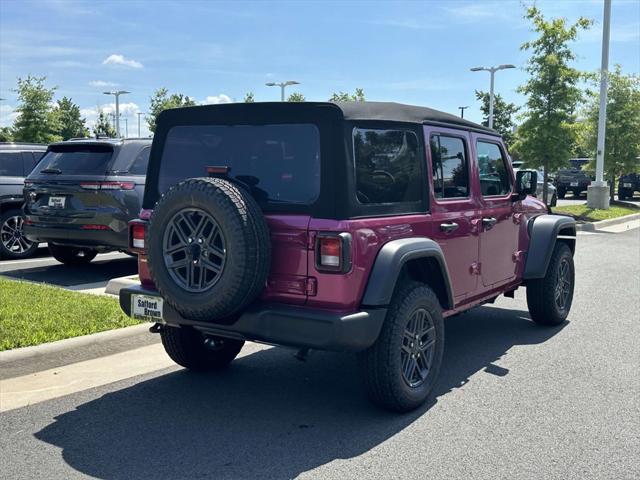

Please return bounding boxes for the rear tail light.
[80,181,135,190]
[316,233,352,273]
[129,220,147,253]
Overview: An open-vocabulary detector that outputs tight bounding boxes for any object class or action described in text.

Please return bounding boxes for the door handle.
[440,222,459,233]
[482,217,497,229]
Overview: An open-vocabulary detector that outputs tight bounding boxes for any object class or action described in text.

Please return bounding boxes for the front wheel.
[160,325,244,371]
[550,193,558,207]
[48,244,98,265]
[360,281,445,412]
[0,209,39,259]
[526,242,574,326]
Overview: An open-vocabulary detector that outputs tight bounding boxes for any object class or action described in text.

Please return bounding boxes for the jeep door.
[472,134,519,288]
[425,126,480,301]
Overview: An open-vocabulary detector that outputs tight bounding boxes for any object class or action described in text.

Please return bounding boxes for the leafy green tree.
[147,88,196,132]
[0,127,13,142]
[12,75,61,143]
[244,92,255,103]
[329,88,365,102]
[287,92,306,102]
[93,110,116,137]
[580,66,640,200]
[513,6,591,203]
[474,90,518,146]
[54,96,89,140]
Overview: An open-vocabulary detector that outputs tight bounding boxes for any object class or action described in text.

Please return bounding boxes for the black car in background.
[23,138,151,265]
[0,142,47,259]
[554,159,593,199]
[618,172,639,200]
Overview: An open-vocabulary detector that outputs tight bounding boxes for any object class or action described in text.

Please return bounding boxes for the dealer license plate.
[624,183,633,188]
[48,196,66,208]
[131,294,164,322]
[570,182,579,187]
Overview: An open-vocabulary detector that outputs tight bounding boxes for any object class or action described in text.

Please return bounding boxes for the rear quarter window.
[0,152,24,176]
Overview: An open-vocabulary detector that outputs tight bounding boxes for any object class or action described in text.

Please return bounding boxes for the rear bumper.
[119,285,386,352]
[24,223,128,250]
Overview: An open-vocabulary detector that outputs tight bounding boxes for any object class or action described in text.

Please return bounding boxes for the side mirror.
[515,170,538,197]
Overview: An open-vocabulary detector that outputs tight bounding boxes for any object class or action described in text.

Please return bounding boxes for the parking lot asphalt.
[1,227,639,480]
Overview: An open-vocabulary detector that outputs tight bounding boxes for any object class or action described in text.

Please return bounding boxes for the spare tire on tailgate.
[147,177,271,321]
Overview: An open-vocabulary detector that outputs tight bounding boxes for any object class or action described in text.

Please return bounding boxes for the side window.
[353,127,421,204]
[430,135,469,199]
[0,152,24,177]
[128,147,150,176]
[477,141,511,196]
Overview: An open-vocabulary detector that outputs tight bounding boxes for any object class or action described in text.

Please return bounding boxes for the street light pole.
[587,0,611,210]
[136,112,146,137]
[470,64,515,129]
[458,106,469,118]
[103,90,130,137]
[265,81,300,101]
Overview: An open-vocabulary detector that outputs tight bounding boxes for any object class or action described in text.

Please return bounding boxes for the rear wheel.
[361,281,445,412]
[48,244,98,265]
[557,188,566,199]
[160,325,244,371]
[618,189,628,200]
[526,242,574,326]
[0,209,39,259]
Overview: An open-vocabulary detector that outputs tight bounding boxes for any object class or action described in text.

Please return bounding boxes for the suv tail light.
[129,219,147,253]
[80,181,135,190]
[316,233,352,273]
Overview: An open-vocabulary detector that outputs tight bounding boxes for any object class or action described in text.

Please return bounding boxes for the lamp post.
[458,106,469,118]
[103,90,130,137]
[470,65,515,129]
[265,81,300,101]
[136,112,146,137]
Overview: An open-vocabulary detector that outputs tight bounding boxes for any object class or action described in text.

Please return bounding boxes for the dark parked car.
[618,172,639,200]
[0,142,47,259]
[118,102,576,412]
[554,162,593,199]
[23,138,151,264]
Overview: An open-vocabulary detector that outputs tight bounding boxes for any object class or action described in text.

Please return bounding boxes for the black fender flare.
[362,237,454,309]
[524,214,576,280]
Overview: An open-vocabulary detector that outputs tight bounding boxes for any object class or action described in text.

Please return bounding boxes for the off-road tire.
[526,242,574,326]
[361,281,445,412]
[0,209,39,259]
[147,177,271,321]
[160,325,244,371]
[48,244,98,265]
[557,188,566,199]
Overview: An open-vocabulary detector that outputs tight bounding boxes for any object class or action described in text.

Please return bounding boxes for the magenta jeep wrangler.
[119,102,576,412]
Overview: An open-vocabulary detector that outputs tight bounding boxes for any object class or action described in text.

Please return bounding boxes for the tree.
[513,6,591,203]
[287,92,306,102]
[147,88,196,132]
[0,127,13,142]
[54,96,89,140]
[12,75,61,143]
[474,90,518,145]
[93,110,117,137]
[244,92,255,103]
[329,88,365,102]
[581,66,640,201]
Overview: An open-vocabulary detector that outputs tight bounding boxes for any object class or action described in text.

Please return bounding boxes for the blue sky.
[1,0,638,137]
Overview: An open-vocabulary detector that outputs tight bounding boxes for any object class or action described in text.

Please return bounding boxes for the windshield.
[37,145,114,175]
[159,124,321,205]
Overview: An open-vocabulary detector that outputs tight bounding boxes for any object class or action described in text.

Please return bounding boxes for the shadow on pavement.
[35,305,566,479]
[1,256,137,287]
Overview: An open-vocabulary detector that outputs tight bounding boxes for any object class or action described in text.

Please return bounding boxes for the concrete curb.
[0,323,150,365]
[576,213,640,232]
[105,275,139,295]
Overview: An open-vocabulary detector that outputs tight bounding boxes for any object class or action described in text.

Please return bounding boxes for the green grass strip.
[552,203,639,222]
[0,278,140,351]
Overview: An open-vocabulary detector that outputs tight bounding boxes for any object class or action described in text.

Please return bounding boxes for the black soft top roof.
[156,101,497,135]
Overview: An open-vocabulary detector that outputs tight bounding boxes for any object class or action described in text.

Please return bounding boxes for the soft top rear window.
[159,124,320,205]
[37,145,114,175]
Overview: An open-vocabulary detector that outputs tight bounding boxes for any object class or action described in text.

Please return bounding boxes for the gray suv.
[23,138,151,265]
[0,142,47,259]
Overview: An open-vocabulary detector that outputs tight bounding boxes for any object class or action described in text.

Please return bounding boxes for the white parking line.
[0,251,127,267]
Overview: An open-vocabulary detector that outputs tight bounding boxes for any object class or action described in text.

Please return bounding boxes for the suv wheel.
[361,281,445,412]
[526,242,574,326]
[618,189,628,200]
[160,325,244,371]
[48,244,98,265]
[557,188,566,199]
[550,193,558,207]
[146,177,271,321]
[0,209,38,259]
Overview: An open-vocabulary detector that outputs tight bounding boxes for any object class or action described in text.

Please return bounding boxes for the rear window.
[0,152,24,176]
[37,145,114,175]
[159,124,321,204]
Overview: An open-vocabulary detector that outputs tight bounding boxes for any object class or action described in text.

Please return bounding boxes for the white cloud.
[0,104,18,128]
[203,94,232,105]
[89,80,119,87]
[102,54,143,69]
